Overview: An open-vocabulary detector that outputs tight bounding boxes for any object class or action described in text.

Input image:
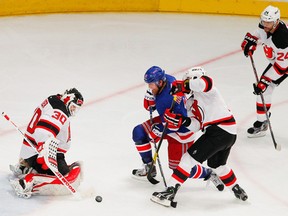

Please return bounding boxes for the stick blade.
[147,176,160,185]
[275,144,281,151]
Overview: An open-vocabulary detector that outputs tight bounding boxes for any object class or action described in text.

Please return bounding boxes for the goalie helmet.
[61,88,84,117]
[144,66,166,85]
[260,5,280,24]
[182,66,206,80]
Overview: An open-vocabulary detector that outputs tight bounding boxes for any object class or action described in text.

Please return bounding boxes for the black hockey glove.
[170,80,190,96]
[253,79,270,95]
[241,32,258,57]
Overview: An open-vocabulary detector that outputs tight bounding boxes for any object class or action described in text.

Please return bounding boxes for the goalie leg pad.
[32,165,82,196]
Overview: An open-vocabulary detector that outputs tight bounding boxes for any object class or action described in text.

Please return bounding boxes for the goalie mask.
[61,88,84,117]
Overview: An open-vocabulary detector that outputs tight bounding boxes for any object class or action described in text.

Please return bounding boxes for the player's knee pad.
[132,124,149,144]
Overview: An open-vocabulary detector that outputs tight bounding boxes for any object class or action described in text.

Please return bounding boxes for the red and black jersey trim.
[48,95,69,117]
[23,134,37,148]
[201,76,213,92]
[273,62,288,75]
[204,115,236,127]
[36,119,60,137]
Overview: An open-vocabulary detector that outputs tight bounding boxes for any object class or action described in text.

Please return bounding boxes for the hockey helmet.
[261,5,280,24]
[144,66,166,84]
[61,88,84,117]
[182,66,206,80]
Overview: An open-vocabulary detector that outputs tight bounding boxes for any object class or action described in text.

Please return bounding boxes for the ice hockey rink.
[0,12,287,216]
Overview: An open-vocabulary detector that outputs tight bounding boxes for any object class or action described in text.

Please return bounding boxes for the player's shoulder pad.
[272,21,288,49]
[48,95,69,116]
[166,74,176,82]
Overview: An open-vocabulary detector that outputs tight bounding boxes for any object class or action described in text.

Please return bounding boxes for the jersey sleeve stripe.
[36,119,60,137]
[201,76,213,92]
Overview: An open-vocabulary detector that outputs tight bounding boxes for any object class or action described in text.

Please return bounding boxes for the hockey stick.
[147,97,177,184]
[249,55,281,151]
[149,106,167,187]
[1,112,82,198]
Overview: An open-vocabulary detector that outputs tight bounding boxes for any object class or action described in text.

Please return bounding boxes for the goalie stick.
[249,55,281,151]
[147,97,177,184]
[149,106,167,187]
[2,112,82,198]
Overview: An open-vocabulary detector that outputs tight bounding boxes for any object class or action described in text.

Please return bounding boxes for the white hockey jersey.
[185,75,237,135]
[253,21,288,80]
[20,95,71,159]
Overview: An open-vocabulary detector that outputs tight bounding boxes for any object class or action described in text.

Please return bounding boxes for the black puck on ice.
[95,195,102,202]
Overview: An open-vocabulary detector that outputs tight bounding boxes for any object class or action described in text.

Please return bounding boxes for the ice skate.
[247,120,268,138]
[10,178,34,199]
[232,184,248,201]
[151,184,180,208]
[132,162,156,180]
[204,170,224,191]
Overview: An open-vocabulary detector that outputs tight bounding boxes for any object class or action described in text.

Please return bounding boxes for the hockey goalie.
[9,88,84,198]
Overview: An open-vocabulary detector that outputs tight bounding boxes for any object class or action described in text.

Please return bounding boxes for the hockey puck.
[95,195,102,202]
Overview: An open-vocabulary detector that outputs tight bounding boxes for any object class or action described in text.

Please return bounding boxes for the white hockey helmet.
[261,5,280,24]
[182,66,206,80]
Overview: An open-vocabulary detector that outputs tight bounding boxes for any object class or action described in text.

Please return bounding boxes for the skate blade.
[150,196,172,207]
[247,131,266,138]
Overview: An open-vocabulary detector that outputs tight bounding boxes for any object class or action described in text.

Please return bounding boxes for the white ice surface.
[0,13,287,216]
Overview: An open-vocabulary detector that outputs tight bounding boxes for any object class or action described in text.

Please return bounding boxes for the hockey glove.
[144,89,156,111]
[164,109,191,131]
[241,32,258,57]
[170,80,191,96]
[148,123,162,143]
[253,78,271,95]
[164,109,183,131]
[36,142,49,170]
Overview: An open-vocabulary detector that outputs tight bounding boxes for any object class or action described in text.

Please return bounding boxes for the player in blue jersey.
[131,66,223,189]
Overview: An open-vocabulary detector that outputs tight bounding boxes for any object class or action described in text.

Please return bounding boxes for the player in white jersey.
[241,5,288,137]
[151,67,247,207]
[9,88,84,198]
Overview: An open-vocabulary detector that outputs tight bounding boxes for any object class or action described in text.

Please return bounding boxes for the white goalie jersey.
[185,75,237,135]
[20,95,71,159]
